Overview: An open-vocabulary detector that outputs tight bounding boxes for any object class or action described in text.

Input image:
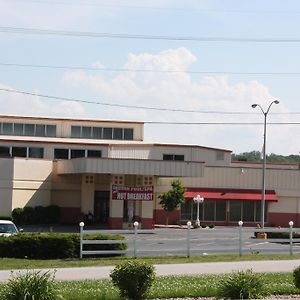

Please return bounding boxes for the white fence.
[79,221,300,258]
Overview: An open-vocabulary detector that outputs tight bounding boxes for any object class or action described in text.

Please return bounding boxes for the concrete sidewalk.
[1,259,300,282]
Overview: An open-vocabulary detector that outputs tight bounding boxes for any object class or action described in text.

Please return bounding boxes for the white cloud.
[57,48,300,154]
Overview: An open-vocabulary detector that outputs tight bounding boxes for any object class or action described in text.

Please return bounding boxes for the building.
[0,114,299,228]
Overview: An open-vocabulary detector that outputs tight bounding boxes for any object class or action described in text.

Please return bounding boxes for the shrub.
[110,260,155,300]
[0,216,12,221]
[2,270,61,300]
[12,205,60,225]
[0,233,126,259]
[293,265,300,288]
[217,269,265,299]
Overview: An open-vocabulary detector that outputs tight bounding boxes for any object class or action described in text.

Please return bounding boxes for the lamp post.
[193,194,204,227]
[251,100,279,228]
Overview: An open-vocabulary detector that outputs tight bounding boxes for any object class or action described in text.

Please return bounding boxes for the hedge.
[12,205,60,225]
[0,233,126,259]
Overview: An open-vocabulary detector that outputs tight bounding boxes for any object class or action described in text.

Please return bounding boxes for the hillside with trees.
[232,151,300,163]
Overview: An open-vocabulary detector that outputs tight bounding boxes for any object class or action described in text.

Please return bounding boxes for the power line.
[0,87,257,115]
[0,87,297,117]
[1,26,300,43]
[1,62,300,76]
[144,121,300,125]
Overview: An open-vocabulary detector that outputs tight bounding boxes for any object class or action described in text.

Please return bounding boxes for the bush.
[0,216,12,221]
[110,260,155,300]
[2,270,61,300]
[293,265,300,288]
[217,269,265,299]
[0,233,126,259]
[12,205,60,225]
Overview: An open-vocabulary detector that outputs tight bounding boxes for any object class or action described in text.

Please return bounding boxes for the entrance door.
[94,191,110,225]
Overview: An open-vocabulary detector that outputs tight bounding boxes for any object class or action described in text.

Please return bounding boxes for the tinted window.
[113,128,123,140]
[36,124,46,137]
[29,147,44,158]
[24,124,35,136]
[71,149,85,158]
[124,128,133,140]
[103,128,112,139]
[87,150,102,158]
[14,123,24,135]
[71,126,81,138]
[12,147,27,157]
[46,125,56,137]
[2,123,13,135]
[54,149,69,159]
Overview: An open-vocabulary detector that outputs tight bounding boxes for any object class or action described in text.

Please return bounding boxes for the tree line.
[232,151,300,163]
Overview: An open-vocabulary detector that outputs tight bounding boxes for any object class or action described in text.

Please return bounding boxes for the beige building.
[0,114,299,228]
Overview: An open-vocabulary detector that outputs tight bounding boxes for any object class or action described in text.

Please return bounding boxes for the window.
[29,147,44,158]
[71,149,85,158]
[87,150,102,158]
[92,127,102,139]
[163,154,184,161]
[242,201,255,222]
[103,128,113,139]
[12,147,27,157]
[24,124,35,136]
[2,123,13,135]
[46,125,56,137]
[216,201,226,221]
[14,123,24,136]
[216,151,225,161]
[35,124,46,137]
[71,126,81,138]
[113,128,123,140]
[54,148,69,159]
[229,201,242,222]
[204,201,215,221]
[0,146,10,157]
[82,126,92,138]
[124,128,133,140]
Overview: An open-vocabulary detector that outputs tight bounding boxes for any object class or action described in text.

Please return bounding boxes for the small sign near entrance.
[112,185,154,201]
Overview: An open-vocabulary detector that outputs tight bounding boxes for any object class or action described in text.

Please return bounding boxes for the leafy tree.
[232,150,300,164]
[158,179,185,225]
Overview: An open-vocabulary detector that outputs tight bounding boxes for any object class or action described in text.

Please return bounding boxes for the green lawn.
[0,253,300,270]
[0,272,298,300]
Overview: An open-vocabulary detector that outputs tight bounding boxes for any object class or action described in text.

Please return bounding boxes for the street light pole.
[193,194,204,227]
[251,100,279,228]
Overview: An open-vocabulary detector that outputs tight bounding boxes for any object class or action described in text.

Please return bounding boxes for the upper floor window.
[0,122,56,137]
[216,151,225,161]
[163,154,185,161]
[71,125,134,141]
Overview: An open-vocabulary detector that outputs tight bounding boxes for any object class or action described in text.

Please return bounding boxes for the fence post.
[134,221,139,258]
[238,220,243,256]
[79,222,84,259]
[289,221,294,256]
[187,221,191,258]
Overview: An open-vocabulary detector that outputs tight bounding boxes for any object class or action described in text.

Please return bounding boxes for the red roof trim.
[185,188,278,202]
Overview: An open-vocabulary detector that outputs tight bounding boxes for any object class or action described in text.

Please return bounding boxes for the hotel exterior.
[0,114,299,228]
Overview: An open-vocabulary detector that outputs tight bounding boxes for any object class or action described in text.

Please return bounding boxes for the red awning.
[185,188,278,202]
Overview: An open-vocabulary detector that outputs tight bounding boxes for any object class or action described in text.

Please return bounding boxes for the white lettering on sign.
[112,185,154,201]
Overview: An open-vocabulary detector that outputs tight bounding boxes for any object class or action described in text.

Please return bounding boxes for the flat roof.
[0,114,144,125]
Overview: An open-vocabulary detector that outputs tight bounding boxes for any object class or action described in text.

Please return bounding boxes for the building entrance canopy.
[185,188,278,202]
[56,157,204,177]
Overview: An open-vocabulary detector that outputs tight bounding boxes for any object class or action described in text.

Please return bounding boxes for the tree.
[158,179,185,225]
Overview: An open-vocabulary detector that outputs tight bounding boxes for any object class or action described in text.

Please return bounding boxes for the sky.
[1,0,300,155]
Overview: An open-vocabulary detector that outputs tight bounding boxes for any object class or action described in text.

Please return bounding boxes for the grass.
[0,253,300,270]
[0,272,298,299]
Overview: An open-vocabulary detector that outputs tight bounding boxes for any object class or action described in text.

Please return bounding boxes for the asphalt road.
[1,259,300,282]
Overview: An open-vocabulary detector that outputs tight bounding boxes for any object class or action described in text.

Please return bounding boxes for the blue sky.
[1,0,300,155]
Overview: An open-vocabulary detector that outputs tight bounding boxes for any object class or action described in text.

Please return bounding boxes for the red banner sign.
[112,185,154,201]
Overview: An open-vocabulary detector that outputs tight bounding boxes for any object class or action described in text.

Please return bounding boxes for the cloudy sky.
[1,0,300,155]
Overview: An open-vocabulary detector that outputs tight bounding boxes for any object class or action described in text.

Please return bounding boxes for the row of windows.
[0,122,56,137]
[0,146,102,159]
[71,126,134,140]
[181,200,266,223]
[163,154,185,161]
